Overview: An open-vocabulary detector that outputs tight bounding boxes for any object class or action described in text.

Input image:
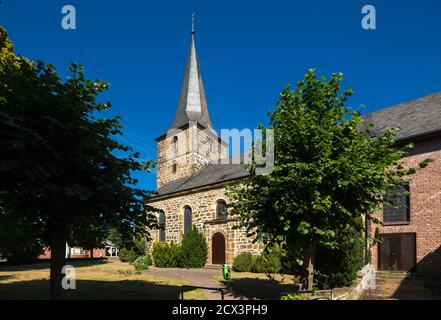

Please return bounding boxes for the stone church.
[146,22,441,276]
[145,27,261,265]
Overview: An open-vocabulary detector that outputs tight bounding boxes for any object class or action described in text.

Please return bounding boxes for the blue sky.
[1,0,441,190]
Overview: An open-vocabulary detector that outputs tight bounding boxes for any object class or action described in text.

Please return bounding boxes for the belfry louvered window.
[184,206,192,235]
[158,211,166,242]
[383,185,410,223]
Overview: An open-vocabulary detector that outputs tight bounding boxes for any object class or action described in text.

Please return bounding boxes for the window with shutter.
[158,211,166,242]
[383,185,410,224]
[184,206,192,235]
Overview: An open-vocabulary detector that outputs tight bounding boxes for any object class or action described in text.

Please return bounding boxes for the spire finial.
[191,12,195,35]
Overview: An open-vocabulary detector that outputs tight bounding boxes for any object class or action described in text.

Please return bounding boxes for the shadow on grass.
[0,258,108,272]
[0,278,196,300]
[222,278,299,300]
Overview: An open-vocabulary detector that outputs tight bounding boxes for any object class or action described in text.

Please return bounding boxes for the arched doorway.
[212,232,226,265]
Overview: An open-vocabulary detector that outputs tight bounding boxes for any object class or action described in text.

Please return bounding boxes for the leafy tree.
[0,28,158,299]
[107,228,125,249]
[0,207,44,264]
[227,69,432,290]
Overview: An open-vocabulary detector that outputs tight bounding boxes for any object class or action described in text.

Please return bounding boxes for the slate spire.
[161,14,213,137]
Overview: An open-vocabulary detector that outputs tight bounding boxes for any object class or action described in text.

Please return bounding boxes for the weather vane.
[192,12,195,35]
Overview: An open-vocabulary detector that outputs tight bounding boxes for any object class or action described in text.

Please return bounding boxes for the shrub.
[145,253,153,265]
[252,251,282,276]
[178,227,207,268]
[281,294,308,300]
[314,232,364,289]
[119,248,138,263]
[132,255,150,270]
[133,237,147,256]
[232,252,254,272]
[152,242,180,267]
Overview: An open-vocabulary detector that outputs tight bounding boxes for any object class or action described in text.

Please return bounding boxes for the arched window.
[216,200,227,220]
[183,206,192,235]
[172,161,177,173]
[172,136,178,156]
[158,211,166,242]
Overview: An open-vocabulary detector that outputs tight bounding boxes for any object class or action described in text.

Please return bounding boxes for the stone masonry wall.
[147,185,262,265]
[156,124,227,189]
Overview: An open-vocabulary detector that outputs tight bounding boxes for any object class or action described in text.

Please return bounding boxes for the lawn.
[214,272,299,300]
[0,258,206,300]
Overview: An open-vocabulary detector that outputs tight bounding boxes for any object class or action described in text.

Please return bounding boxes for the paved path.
[145,266,241,300]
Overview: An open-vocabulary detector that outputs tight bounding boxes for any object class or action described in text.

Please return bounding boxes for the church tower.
[155,17,227,190]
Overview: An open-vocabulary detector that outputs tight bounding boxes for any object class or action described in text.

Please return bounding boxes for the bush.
[233,252,254,272]
[145,253,153,265]
[132,255,151,270]
[281,294,308,300]
[133,237,147,256]
[178,227,207,268]
[152,242,180,267]
[119,248,138,263]
[252,251,282,276]
[314,233,364,289]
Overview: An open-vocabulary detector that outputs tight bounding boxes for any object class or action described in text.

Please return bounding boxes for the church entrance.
[212,233,226,265]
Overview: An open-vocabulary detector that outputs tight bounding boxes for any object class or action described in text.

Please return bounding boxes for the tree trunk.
[50,232,67,300]
[300,244,315,291]
[90,248,93,259]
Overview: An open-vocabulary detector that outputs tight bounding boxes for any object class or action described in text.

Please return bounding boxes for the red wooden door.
[212,233,226,265]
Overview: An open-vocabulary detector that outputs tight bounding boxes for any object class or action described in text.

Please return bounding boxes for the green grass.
[0,259,206,300]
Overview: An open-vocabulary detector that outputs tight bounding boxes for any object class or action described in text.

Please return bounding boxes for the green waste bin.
[222,264,231,281]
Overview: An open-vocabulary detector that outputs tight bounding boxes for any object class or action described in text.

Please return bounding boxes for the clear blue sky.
[1,0,441,190]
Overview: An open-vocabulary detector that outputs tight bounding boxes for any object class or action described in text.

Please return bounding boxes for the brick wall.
[370,136,441,277]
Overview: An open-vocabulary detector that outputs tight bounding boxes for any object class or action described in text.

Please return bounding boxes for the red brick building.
[38,246,106,260]
[366,93,441,277]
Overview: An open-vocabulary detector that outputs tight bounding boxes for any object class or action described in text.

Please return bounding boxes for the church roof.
[361,92,441,142]
[154,163,250,197]
[156,28,213,140]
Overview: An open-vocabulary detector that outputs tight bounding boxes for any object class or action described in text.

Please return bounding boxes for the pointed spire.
[159,14,213,138]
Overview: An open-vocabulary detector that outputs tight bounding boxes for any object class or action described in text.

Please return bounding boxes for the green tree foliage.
[0,28,158,299]
[178,226,207,268]
[227,69,432,290]
[107,228,126,249]
[0,210,44,264]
